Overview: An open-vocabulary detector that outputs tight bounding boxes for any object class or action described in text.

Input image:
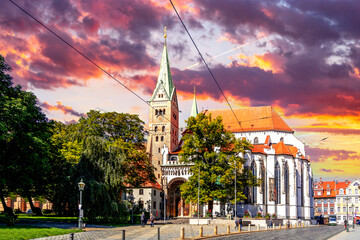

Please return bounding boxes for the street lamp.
[352,203,355,229]
[78,179,85,230]
[345,197,350,232]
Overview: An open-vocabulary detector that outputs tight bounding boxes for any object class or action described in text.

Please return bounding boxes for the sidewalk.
[328,225,360,240]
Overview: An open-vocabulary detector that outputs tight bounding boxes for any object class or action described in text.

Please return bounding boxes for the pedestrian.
[344,219,347,230]
[269,217,273,228]
[150,213,155,227]
[235,217,239,230]
[239,217,243,230]
[141,212,145,227]
[287,219,290,229]
[298,219,301,226]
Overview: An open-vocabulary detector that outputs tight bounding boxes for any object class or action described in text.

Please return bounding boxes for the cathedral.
[144,31,314,221]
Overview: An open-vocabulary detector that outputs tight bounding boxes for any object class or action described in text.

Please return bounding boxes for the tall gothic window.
[280,137,284,142]
[285,162,289,204]
[251,161,257,204]
[261,163,265,204]
[162,126,165,132]
[301,164,304,206]
[155,109,158,115]
[159,109,163,115]
[155,136,158,142]
[163,109,166,115]
[275,161,281,204]
[254,137,259,144]
[154,126,158,132]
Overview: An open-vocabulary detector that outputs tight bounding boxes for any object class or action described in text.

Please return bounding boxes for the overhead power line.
[168,0,244,131]
[7,0,178,128]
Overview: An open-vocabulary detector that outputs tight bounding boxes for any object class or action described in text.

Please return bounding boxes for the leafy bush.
[244,210,250,218]
[3,213,18,226]
[271,213,277,219]
[265,213,270,218]
[256,212,262,218]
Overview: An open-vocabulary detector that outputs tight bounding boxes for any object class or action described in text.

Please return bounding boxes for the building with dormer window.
[144,29,314,221]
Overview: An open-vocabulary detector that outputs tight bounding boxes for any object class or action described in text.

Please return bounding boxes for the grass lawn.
[17,214,78,223]
[0,225,81,240]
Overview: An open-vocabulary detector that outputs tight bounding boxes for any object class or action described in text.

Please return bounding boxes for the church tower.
[148,28,179,182]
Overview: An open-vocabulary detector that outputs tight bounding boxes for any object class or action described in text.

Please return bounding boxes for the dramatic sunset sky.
[1,0,360,181]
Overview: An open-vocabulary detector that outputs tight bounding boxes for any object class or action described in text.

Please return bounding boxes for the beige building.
[123,182,163,219]
[336,179,360,224]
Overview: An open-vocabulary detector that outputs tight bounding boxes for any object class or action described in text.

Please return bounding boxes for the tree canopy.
[0,55,52,215]
[179,113,258,213]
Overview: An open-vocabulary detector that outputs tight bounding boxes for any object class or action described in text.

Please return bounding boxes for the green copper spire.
[151,27,174,101]
[190,86,198,117]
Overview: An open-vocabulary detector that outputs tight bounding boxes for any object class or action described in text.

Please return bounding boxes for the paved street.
[33,224,345,240]
[328,225,360,240]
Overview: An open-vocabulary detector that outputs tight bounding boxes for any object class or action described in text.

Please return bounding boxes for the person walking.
[239,217,243,230]
[150,213,155,227]
[287,219,290,229]
[268,217,273,228]
[344,219,347,230]
[235,217,239,230]
[141,212,145,227]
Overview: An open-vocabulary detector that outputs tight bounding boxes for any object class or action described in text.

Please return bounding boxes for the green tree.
[179,113,258,214]
[51,111,155,222]
[0,55,52,215]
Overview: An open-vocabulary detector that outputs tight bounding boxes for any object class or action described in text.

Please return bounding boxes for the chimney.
[335,180,338,184]
[320,177,323,184]
[345,180,348,184]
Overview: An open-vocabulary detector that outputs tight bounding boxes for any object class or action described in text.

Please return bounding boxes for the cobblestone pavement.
[328,225,360,240]
[32,224,344,240]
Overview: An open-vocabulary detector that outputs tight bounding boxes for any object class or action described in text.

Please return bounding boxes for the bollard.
[248,224,251,232]
[295,223,297,228]
[214,226,218,235]
[265,224,268,230]
[227,225,230,234]
[272,223,275,229]
[122,230,125,240]
[239,224,241,232]
[302,223,305,228]
[279,224,282,229]
[158,227,160,240]
[70,233,74,240]
[257,224,260,231]
[180,227,185,239]
[199,226,203,237]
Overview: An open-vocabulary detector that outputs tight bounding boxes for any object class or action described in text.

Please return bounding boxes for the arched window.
[301,164,304,206]
[154,126,158,132]
[155,136,158,142]
[340,189,344,194]
[284,162,289,204]
[161,136,164,141]
[254,137,259,144]
[251,161,257,204]
[162,126,165,132]
[155,109,158,115]
[356,189,359,194]
[275,161,281,204]
[260,163,265,204]
[159,109,163,115]
[280,137,284,142]
[163,109,166,115]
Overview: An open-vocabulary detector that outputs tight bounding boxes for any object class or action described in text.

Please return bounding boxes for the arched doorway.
[167,177,188,218]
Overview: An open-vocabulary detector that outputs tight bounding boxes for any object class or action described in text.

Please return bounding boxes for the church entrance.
[167,178,189,218]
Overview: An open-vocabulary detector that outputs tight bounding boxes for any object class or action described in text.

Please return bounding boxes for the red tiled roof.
[251,144,270,154]
[125,181,162,190]
[314,180,351,198]
[203,106,293,133]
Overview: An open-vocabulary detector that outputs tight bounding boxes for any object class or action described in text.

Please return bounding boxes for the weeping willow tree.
[51,111,155,223]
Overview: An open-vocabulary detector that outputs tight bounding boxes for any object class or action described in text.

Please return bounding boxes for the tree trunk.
[27,195,42,216]
[0,193,13,215]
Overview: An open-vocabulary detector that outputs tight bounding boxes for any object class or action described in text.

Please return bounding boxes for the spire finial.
[194,84,196,94]
[164,27,167,39]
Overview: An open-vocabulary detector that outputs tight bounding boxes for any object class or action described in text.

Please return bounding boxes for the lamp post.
[345,197,350,232]
[78,179,85,230]
[235,159,237,219]
[198,163,200,225]
[352,203,355,229]
[163,177,167,224]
